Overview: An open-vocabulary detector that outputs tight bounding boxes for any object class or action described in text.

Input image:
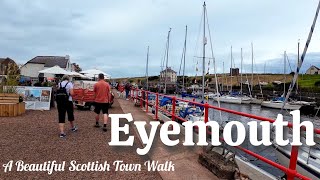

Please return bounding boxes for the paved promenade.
[0,99,161,179]
[117,97,218,180]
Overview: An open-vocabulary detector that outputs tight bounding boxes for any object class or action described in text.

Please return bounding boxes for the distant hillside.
[112,74,320,89]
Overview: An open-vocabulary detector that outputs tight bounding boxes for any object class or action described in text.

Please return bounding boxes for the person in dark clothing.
[125,82,131,100]
[56,75,77,138]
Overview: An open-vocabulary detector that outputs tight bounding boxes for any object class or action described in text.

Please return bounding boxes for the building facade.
[160,67,177,83]
[230,68,239,76]
[305,65,320,75]
[20,55,71,83]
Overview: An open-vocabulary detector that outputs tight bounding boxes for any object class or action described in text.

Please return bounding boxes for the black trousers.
[57,101,75,123]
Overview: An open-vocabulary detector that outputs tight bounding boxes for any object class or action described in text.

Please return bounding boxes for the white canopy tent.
[80,69,111,79]
[39,65,71,75]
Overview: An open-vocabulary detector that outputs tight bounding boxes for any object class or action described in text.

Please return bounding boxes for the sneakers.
[59,133,66,138]
[94,124,101,128]
[102,127,107,132]
[71,126,78,132]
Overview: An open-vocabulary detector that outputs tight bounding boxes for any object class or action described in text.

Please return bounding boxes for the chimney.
[65,55,70,60]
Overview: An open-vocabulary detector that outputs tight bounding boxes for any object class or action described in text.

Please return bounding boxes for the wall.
[160,71,177,83]
[20,63,45,78]
[306,66,319,75]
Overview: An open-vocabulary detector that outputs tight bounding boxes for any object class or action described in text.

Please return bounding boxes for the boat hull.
[251,98,263,105]
[213,96,242,104]
[241,97,252,104]
[261,101,301,110]
[274,145,320,180]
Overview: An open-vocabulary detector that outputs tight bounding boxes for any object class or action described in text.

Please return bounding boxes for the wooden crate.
[0,93,19,104]
[0,102,26,117]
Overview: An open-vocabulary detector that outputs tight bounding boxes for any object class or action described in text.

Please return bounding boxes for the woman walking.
[56,75,78,138]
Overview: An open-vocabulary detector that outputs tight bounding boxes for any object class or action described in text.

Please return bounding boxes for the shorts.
[57,101,75,123]
[94,103,109,114]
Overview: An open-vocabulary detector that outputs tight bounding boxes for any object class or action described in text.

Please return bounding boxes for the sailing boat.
[179,2,214,122]
[290,40,316,106]
[213,46,242,104]
[273,2,320,178]
[239,47,253,104]
[261,51,302,110]
[250,43,264,105]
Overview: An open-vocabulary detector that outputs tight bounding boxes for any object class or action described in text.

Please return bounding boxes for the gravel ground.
[0,99,162,180]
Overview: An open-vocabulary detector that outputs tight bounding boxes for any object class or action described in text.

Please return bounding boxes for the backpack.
[56,82,69,104]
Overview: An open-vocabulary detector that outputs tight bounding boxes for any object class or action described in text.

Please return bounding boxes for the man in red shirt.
[93,73,111,132]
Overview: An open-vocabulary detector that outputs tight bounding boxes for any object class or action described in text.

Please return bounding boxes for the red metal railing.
[129,88,320,180]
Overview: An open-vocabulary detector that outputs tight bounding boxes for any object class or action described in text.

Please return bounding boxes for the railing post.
[204,103,209,123]
[204,103,209,141]
[146,91,149,112]
[155,92,159,120]
[171,96,176,122]
[287,145,299,180]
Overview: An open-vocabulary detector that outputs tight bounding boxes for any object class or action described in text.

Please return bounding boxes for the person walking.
[125,82,131,100]
[93,73,111,132]
[56,75,78,138]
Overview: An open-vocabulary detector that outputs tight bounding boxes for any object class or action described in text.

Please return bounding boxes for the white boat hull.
[251,98,263,105]
[213,96,242,104]
[261,101,301,110]
[241,97,252,104]
[275,146,320,180]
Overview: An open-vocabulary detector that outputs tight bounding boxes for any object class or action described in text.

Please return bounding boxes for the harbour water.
[175,96,320,178]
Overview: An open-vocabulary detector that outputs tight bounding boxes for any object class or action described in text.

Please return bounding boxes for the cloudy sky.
[0,0,320,78]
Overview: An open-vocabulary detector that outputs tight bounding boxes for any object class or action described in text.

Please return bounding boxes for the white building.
[305,65,320,75]
[20,55,71,83]
[160,67,177,83]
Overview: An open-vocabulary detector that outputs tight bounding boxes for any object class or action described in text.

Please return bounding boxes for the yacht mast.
[251,42,254,93]
[296,40,300,94]
[284,51,286,96]
[230,46,233,93]
[222,61,224,91]
[164,28,171,94]
[146,46,149,90]
[183,25,187,89]
[202,2,206,100]
[240,48,243,94]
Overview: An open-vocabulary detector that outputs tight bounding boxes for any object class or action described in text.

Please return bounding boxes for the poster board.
[15,86,52,110]
[73,80,96,90]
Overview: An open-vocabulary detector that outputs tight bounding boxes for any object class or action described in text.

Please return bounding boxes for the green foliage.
[0,62,20,94]
[147,76,159,81]
[299,74,320,88]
